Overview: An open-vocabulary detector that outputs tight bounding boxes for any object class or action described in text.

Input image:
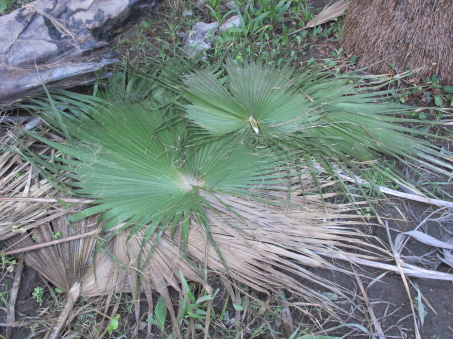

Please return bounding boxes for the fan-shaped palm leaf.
[182,59,453,196]
[21,97,276,251]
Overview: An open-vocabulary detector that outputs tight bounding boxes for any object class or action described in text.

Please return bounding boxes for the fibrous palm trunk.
[342,0,453,84]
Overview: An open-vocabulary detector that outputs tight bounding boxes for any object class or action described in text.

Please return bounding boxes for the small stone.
[184,21,219,57]
[182,10,193,17]
[185,39,211,57]
[192,21,219,36]
[219,15,241,32]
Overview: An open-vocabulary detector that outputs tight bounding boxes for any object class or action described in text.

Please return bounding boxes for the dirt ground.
[322,197,453,339]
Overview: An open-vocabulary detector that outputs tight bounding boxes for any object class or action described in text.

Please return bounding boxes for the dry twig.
[5,256,23,339]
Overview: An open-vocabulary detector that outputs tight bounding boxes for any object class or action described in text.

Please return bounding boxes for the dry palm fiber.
[0,134,60,239]
[342,0,453,84]
[1,212,205,298]
[185,191,385,312]
[2,215,114,297]
[2,190,387,318]
[304,0,349,28]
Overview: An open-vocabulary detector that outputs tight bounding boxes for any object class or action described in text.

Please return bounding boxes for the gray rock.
[219,15,241,32]
[185,39,212,57]
[184,21,219,57]
[192,22,219,36]
[0,0,165,107]
[195,0,207,9]
[181,9,193,17]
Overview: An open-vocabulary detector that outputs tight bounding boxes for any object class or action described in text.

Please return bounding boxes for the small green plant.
[0,0,33,14]
[32,286,44,306]
[107,314,120,336]
[0,254,16,273]
[147,295,167,332]
[178,272,217,332]
[255,0,292,26]
[0,285,10,308]
[206,0,234,25]
[291,0,314,26]
[398,70,453,108]
[138,20,151,31]
[331,46,343,58]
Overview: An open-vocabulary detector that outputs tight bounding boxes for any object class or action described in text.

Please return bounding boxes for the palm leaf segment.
[183,59,318,135]
[183,60,453,193]
[29,98,273,237]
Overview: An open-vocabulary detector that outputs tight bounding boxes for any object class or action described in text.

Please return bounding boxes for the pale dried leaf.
[305,0,349,28]
[397,230,453,250]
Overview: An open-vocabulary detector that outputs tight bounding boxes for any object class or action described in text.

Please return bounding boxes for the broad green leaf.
[233,303,244,311]
[196,295,214,304]
[434,95,443,106]
[0,1,8,14]
[107,314,120,335]
[179,271,196,304]
[155,295,167,331]
[443,85,453,93]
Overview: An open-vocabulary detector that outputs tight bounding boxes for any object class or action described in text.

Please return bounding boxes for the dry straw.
[343,0,453,84]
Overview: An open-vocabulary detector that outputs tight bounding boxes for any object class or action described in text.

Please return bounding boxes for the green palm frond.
[24,97,275,247]
[182,59,453,196]
[183,59,319,135]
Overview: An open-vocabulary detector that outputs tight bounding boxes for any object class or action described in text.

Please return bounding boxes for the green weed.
[32,286,44,306]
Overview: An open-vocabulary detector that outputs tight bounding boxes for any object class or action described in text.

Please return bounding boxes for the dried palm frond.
[0,133,62,240]
[2,213,106,339]
[1,209,208,337]
[83,189,389,319]
[3,215,105,295]
[185,190,385,313]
